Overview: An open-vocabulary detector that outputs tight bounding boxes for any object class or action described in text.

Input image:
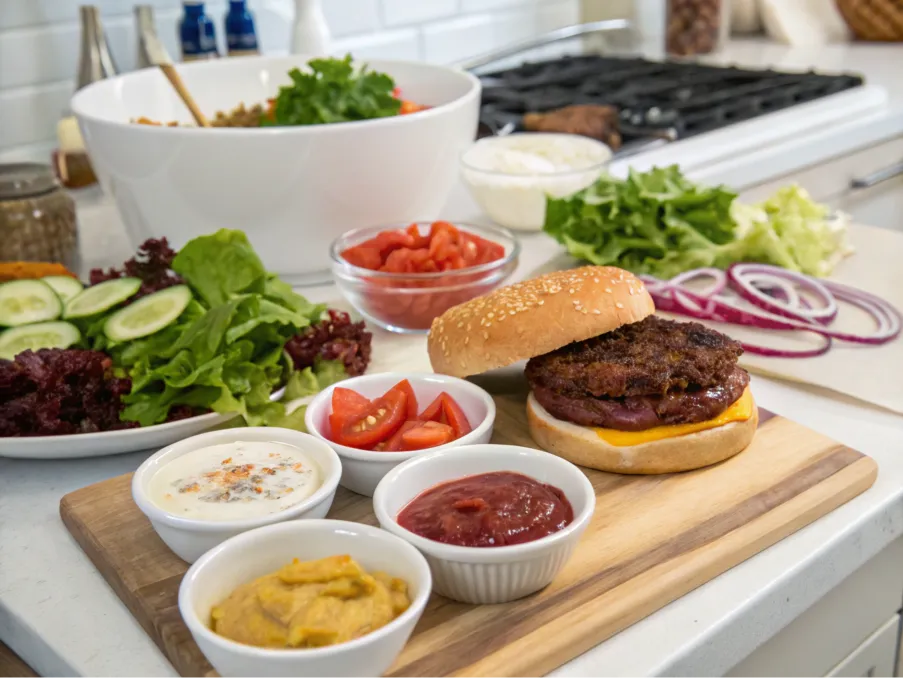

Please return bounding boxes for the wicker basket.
[836,0,903,41]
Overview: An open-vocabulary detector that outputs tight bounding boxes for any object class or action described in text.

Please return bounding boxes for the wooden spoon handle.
[160,63,210,128]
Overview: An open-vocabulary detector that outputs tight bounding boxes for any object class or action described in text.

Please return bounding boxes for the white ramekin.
[372,444,595,604]
[132,427,341,563]
[305,372,495,497]
[178,519,432,677]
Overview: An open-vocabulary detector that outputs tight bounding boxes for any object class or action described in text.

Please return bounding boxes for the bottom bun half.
[526,391,758,475]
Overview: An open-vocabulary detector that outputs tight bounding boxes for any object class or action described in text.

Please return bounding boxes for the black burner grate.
[478,55,865,142]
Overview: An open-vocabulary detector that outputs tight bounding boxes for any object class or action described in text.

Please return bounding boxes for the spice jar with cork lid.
[0,163,79,268]
[666,0,730,57]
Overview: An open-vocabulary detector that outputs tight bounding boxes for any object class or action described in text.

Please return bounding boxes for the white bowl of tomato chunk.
[304,372,496,497]
[330,221,520,333]
[372,444,596,604]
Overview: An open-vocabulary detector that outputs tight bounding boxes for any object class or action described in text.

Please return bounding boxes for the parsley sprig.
[264,54,402,126]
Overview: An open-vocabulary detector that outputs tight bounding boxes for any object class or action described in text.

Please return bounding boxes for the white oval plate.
[0,389,285,460]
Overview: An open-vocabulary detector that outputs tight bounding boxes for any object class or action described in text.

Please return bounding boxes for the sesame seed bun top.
[427,266,655,378]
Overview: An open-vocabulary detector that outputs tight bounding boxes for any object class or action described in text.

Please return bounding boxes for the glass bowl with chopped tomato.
[331,221,520,333]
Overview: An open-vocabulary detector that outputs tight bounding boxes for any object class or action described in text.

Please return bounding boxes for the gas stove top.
[478,55,865,154]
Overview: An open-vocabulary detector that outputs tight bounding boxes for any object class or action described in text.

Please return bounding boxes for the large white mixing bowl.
[71,55,481,283]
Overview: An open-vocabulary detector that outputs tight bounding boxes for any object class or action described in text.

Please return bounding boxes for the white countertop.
[3,39,903,677]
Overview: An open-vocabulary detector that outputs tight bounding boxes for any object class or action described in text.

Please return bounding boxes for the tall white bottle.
[290,0,330,56]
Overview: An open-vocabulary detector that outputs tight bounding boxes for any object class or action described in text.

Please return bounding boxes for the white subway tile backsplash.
[0,0,181,31]
[0,83,72,150]
[332,28,420,61]
[381,0,459,28]
[322,0,382,37]
[494,6,542,44]
[422,14,496,64]
[461,0,538,12]
[0,23,80,89]
[537,0,582,30]
[0,0,581,160]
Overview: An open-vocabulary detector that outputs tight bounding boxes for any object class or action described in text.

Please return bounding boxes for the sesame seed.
[538,300,544,306]
[572,300,580,305]
[616,302,624,309]
[485,322,492,327]
[464,337,469,345]
[605,288,612,293]
[483,331,489,339]
[593,309,601,315]
[487,312,494,319]
[593,278,600,283]
[457,321,464,328]
[509,310,516,315]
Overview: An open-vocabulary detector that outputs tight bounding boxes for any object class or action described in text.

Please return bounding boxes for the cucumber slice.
[42,276,84,303]
[64,277,141,319]
[0,321,81,360]
[0,279,62,327]
[104,285,192,342]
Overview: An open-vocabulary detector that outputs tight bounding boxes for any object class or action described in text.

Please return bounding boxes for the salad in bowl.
[0,229,371,458]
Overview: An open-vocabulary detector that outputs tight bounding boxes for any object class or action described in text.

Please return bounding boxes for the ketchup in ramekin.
[396,471,574,547]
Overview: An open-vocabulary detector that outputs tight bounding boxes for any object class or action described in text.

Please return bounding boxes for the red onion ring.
[728,264,837,324]
[642,264,900,358]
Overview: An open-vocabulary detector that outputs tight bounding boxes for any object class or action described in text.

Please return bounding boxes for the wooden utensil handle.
[160,63,210,128]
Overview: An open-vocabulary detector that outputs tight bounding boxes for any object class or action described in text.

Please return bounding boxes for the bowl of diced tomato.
[331,221,519,333]
[304,372,496,496]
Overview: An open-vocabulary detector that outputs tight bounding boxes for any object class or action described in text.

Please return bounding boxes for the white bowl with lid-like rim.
[132,427,341,563]
[372,443,595,604]
[71,55,481,284]
[178,519,432,677]
[304,372,496,497]
[460,132,612,232]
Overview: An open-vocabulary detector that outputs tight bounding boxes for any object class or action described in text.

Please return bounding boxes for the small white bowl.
[372,444,595,604]
[178,519,432,678]
[305,372,496,497]
[133,427,341,563]
[460,133,612,232]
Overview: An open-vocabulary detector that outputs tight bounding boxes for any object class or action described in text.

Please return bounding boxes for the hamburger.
[427,266,757,474]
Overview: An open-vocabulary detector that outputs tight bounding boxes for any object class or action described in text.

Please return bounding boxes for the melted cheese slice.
[594,388,754,447]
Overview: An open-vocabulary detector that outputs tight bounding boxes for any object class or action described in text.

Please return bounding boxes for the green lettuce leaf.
[273,359,349,432]
[80,228,350,429]
[120,293,308,427]
[544,166,741,279]
[283,358,348,401]
[751,185,853,277]
[171,229,268,307]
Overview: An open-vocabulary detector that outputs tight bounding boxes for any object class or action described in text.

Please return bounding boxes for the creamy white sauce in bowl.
[148,440,322,522]
[460,133,612,232]
[132,427,342,563]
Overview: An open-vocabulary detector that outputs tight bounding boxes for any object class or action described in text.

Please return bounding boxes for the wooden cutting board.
[60,392,877,678]
[0,641,36,678]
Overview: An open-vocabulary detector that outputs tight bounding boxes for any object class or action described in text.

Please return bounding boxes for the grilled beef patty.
[531,367,750,431]
[526,316,749,431]
[525,316,743,399]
